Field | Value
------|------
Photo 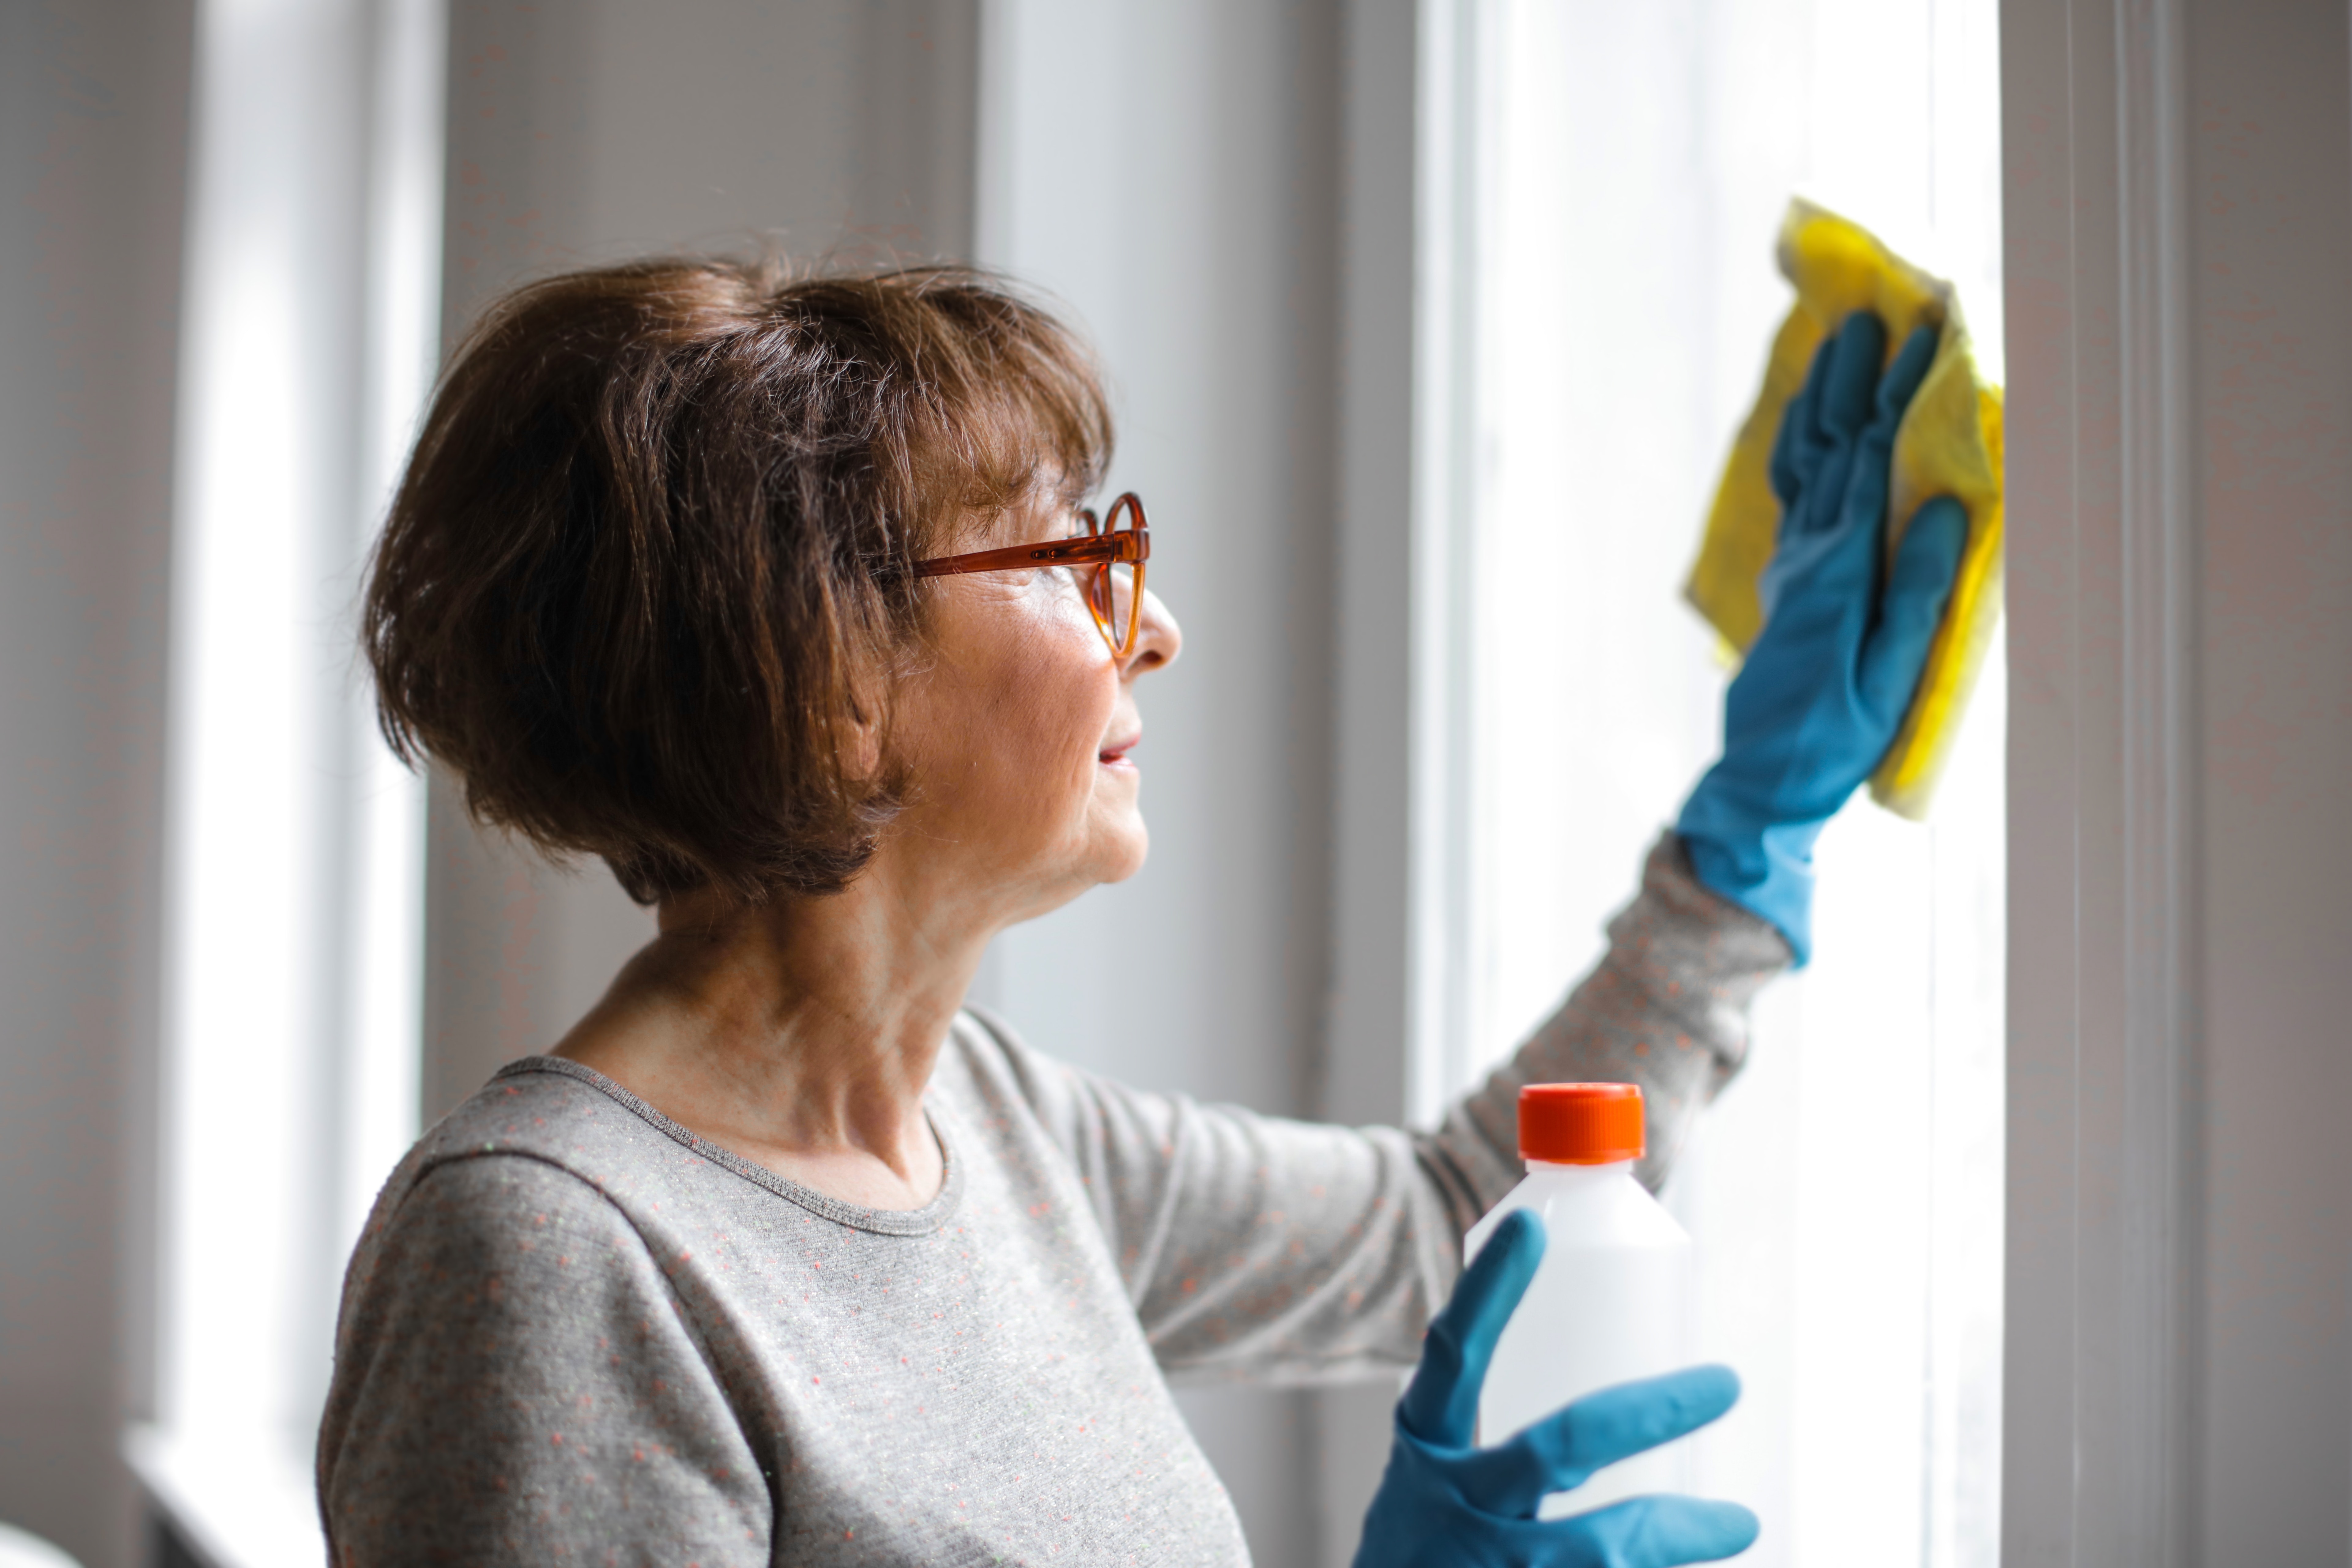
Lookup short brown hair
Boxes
[364,259,1112,904]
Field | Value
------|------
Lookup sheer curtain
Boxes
[1422,2,2004,1562]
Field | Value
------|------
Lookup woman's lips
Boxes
[1098,732,1140,766]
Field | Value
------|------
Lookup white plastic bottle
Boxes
[1463,1082,1695,1517]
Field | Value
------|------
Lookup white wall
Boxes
[0,5,190,1566]
[2001,0,2352,1559]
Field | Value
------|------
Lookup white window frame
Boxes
[1996,0,2201,1558]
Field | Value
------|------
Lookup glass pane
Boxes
[1447,1,2005,1563]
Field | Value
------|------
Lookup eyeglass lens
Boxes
[1084,502,1142,657]
[1087,562,1138,643]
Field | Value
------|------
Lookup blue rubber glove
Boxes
[1677,312,1970,964]
[1353,1211,1759,1568]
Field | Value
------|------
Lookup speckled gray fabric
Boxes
[1419,833,1793,1212]
[316,831,1786,1566]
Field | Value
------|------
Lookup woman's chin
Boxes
[1087,814,1150,886]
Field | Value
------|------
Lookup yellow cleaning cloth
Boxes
[1686,198,2004,820]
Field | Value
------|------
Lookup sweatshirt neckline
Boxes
[494,1054,966,1237]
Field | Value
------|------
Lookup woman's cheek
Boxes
[995,613,1115,809]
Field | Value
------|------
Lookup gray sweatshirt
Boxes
[317,835,1786,1565]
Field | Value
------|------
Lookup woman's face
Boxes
[884,491,1182,927]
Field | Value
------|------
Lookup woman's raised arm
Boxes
[946,842,1785,1386]
[1417,831,1791,1230]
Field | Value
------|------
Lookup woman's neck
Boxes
[550,851,993,1212]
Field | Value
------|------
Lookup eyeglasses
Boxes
[912,492,1152,659]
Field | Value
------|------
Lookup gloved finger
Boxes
[1398,1210,1545,1448]
[1871,322,1942,433]
[1454,1364,1743,1517]
[1818,311,1888,446]
[1769,327,1838,514]
[1825,325,1942,566]
[1780,312,1885,541]
[1551,1495,1762,1568]
[1807,320,1944,592]
[1858,496,1968,724]
[1778,316,1873,527]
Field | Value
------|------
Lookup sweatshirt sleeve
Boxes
[1415,831,1792,1229]
[955,832,1785,1386]
[317,1153,771,1566]
[961,1010,1458,1387]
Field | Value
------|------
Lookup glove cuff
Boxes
[1673,795,1822,966]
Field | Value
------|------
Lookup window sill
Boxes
[122,1424,322,1568]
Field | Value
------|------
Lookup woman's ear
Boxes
[838,696,884,782]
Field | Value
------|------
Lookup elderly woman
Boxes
[321,262,1960,1565]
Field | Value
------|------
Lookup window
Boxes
[1415,1,2005,1561]
[128,2,444,1562]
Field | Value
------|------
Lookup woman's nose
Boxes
[1121,587,1181,677]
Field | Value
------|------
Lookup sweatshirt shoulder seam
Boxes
[380,1144,780,1516]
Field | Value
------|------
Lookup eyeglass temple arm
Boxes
[912,530,1149,580]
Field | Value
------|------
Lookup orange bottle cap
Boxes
[1518,1083,1646,1164]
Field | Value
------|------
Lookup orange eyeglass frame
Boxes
[911,492,1152,658]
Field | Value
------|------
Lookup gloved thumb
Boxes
[1858,496,1968,726]
[1398,1210,1545,1448]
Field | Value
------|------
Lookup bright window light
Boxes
[135,1,443,1563]
[1422,1,2004,1562]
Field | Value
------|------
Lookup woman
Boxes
[321,260,1961,1565]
